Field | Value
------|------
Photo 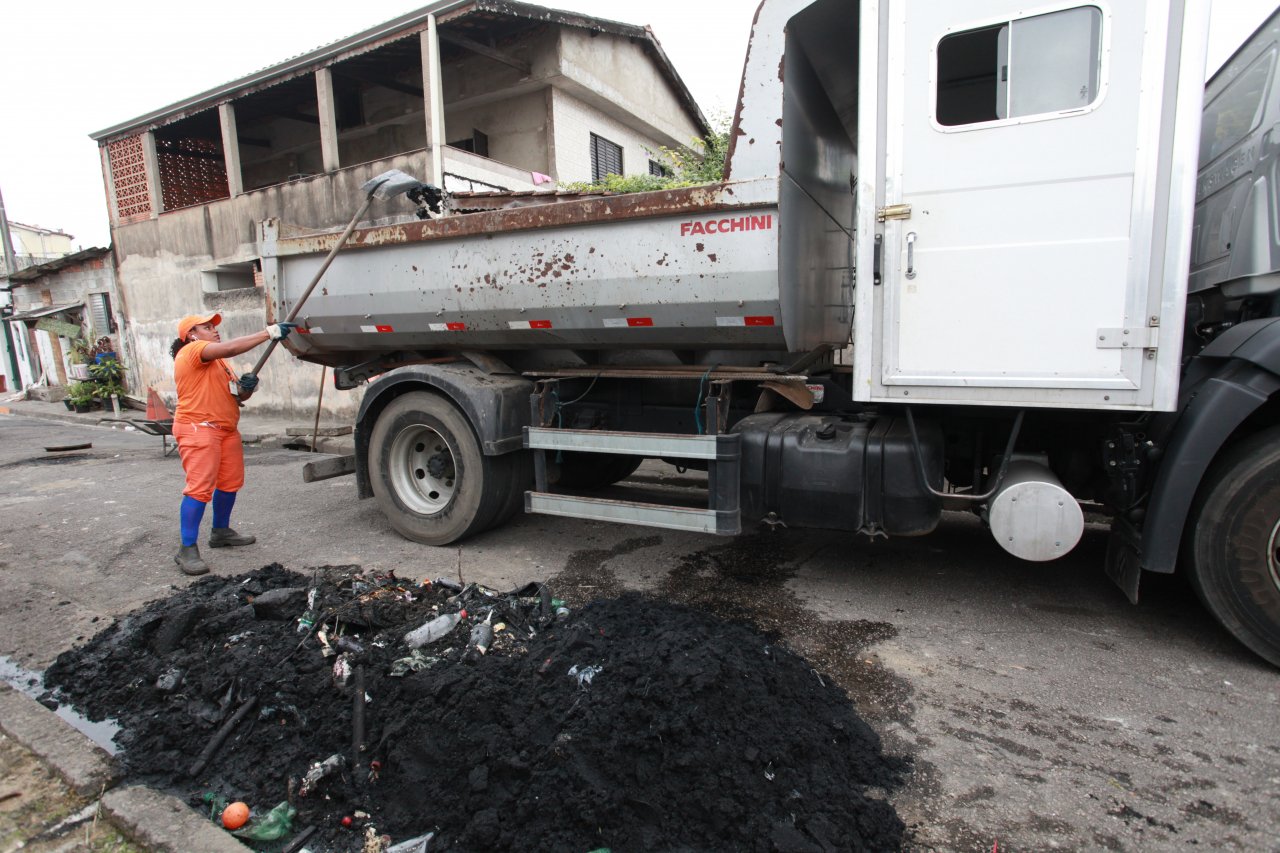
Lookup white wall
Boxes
[557,28,702,151]
[550,88,674,182]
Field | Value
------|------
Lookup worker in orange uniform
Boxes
[169,313,295,575]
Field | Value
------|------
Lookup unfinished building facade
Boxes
[92,0,707,416]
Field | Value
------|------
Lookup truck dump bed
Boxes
[263,180,792,367]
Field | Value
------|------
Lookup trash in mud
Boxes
[43,564,906,851]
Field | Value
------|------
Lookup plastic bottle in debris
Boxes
[463,611,495,664]
[404,609,468,649]
[232,801,296,841]
[296,588,321,633]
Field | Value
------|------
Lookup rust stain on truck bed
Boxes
[279,184,752,255]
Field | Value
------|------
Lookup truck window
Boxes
[936,6,1103,128]
[1199,48,1275,168]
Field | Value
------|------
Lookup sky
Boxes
[0,0,1275,250]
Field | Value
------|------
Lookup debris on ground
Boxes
[43,564,906,851]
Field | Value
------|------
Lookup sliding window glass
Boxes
[937,6,1103,128]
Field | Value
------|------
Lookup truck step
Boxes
[523,427,734,460]
[523,426,740,534]
[524,492,740,535]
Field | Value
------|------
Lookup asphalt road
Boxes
[0,413,1276,851]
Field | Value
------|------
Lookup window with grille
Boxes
[590,134,623,181]
[649,159,672,177]
[106,135,152,221]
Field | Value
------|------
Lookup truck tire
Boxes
[550,452,643,490]
[496,450,532,524]
[1186,426,1280,667]
[368,391,512,545]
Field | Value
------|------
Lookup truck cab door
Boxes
[860,0,1208,411]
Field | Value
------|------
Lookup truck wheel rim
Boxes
[1270,517,1280,593]
[389,425,456,515]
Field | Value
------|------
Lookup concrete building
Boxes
[0,222,75,276]
[4,248,121,395]
[1,218,79,394]
[91,0,707,419]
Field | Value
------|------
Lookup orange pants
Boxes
[173,421,244,502]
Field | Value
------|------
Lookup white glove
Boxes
[267,322,297,341]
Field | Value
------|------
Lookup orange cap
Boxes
[177,313,221,340]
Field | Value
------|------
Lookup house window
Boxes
[590,133,623,181]
[448,130,490,158]
[89,293,115,335]
[936,6,1103,128]
[649,159,672,178]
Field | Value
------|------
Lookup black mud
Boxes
[44,564,905,852]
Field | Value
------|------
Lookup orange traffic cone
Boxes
[146,387,172,421]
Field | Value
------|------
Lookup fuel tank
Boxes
[733,412,944,535]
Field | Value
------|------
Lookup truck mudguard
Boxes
[1140,318,1280,574]
[1198,317,1280,373]
[354,364,533,499]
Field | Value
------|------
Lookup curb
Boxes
[103,786,252,853]
[0,685,250,852]
[0,686,119,797]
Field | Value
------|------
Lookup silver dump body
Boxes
[261,0,860,372]
[261,178,824,366]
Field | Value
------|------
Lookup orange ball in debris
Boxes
[222,801,250,830]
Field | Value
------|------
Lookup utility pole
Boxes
[0,183,22,389]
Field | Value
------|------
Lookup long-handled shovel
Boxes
[243,169,441,380]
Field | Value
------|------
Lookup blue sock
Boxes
[180,496,207,547]
[212,489,237,529]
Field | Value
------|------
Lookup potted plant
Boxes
[66,382,97,413]
[89,336,116,364]
[68,337,93,380]
[89,357,127,414]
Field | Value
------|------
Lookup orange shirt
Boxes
[173,340,242,429]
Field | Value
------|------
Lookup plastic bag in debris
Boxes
[232,801,296,841]
[201,791,228,822]
[568,664,603,687]
[389,650,441,677]
[333,653,353,688]
[299,754,346,797]
[387,830,435,853]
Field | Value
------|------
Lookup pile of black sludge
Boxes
[43,564,906,852]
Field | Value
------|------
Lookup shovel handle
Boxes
[246,192,378,378]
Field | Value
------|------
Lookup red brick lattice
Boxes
[157,137,230,210]
[107,135,152,220]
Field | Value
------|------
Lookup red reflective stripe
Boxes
[296,327,310,334]
[627,317,653,327]
[375,324,394,333]
[529,320,553,329]
[744,316,775,326]
[446,322,466,331]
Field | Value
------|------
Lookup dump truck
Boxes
[262,0,1280,667]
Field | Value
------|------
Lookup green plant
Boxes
[88,356,124,383]
[68,337,92,365]
[88,357,127,401]
[67,381,98,406]
[560,114,731,194]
